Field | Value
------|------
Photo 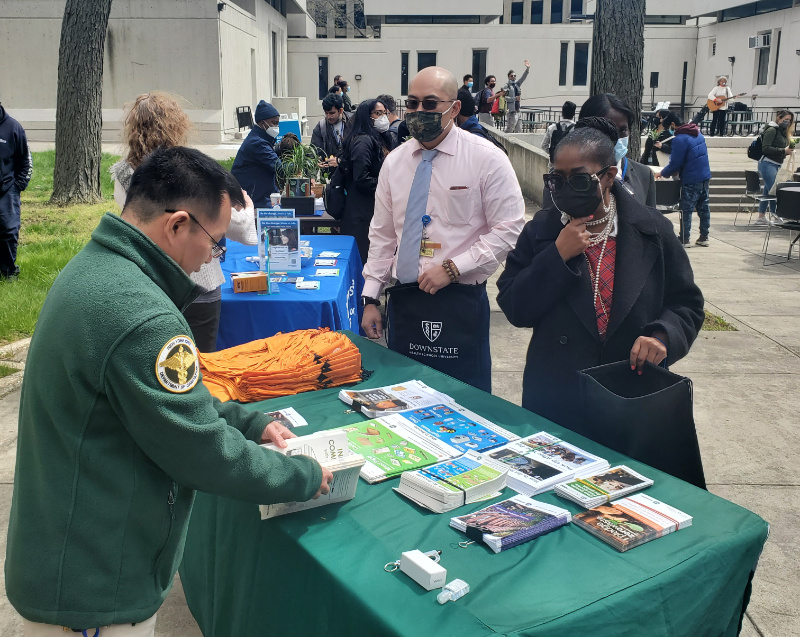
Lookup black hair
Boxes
[555,117,617,166]
[376,94,396,114]
[458,88,475,118]
[124,146,243,223]
[662,112,683,128]
[333,74,342,83]
[463,74,473,83]
[342,99,388,157]
[322,93,344,112]
[562,100,577,120]
[580,93,634,127]
[658,109,670,119]
[508,70,515,77]
[329,85,341,94]
[338,80,348,89]
[484,75,496,86]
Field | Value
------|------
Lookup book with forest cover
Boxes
[572,493,692,552]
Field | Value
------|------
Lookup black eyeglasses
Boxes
[542,166,613,193]
[404,99,455,111]
[165,209,226,259]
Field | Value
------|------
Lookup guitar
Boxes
[706,92,747,112]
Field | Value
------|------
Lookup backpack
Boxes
[549,122,574,162]
[491,92,507,116]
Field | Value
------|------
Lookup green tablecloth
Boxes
[180,333,767,637]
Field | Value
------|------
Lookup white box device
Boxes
[399,550,447,591]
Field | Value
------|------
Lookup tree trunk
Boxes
[51,0,113,205]
[590,0,646,159]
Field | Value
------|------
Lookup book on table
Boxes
[554,465,654,508]
[477,432,609,497]
[258,430,365,520]
[394,451,508,513]
[338,379,455,418]
[334,414,461,483]
[571,493,692,552]
[449,494,572,553]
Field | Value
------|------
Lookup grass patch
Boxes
[0,151,239,345]
[0,364,19,379]
[702,310,737,331]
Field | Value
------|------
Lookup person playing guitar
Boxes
[706,77,745,137]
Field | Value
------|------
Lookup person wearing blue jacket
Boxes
[231,100,282,208]
[0,102,33,280]
[655,122,712,247]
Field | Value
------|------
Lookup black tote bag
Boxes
[576,361,706,489]
[385,282,487,388]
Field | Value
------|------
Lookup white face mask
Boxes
[373,114,390,133]
[266,125,280,138]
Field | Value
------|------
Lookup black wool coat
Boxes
[341,134,385,263]
[496,182,704,431]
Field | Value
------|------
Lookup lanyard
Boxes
[618,158,628,182]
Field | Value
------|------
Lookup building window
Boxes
[472,50,487,90]
[551,0,563,23]
[570,0,583,17]
[418,51,436,72]
[531,1,543,23]
[511,2,524,23]
[573,42,589,86]
[318,57,328,100]
[772,29,781,84]
[401,52,409,95]
[354,4,365,29]
[721,0,791,21]
[644,15,683,24]
[385,15,480,24]
[559,42,568,86]
[271,31,278,95]
[756,46,770,85]
[709,39,716,57]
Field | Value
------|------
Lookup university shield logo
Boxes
[421,321,442,343]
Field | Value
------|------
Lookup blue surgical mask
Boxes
[614,136,629,162]
[467,82,473,89]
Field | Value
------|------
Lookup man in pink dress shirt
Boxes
[360,66,525,391]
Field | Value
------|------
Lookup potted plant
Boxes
[276,142,322,197]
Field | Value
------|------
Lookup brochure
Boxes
[339,380,455,418]
[315,268,339,277]
[554,465,653,508]
[264,407,308,429]
[258,208,301,272]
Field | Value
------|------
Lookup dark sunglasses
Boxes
[404,98,455,111]
[165,209,226,259]
[542,166,613,193]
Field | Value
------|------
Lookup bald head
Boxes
[409,67,459,101]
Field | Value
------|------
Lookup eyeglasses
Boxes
[165,209,226,259]
[404,99,455,111]
[542,167,613,193]
[371,109,387,117]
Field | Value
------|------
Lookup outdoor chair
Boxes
[762,184,800,266]
[735,170,775,227]
[654,178,683,235]
[236,106,254,130]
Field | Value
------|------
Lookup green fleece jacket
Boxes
[5,213,322,628]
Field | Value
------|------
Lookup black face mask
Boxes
[552,181,604,218]
[489,83,496,88]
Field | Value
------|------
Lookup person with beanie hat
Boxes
[231,99,283,208]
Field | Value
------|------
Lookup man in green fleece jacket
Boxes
[6,147,333,635]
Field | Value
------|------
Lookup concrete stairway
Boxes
[709,169,751,213]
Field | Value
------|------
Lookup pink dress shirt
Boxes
[362,125,525,298]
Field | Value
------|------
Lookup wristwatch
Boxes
[361,296,381,308]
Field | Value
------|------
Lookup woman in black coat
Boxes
[497,121,704,433]
[339,98,389,263]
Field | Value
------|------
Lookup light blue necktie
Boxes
[396,149,438,284]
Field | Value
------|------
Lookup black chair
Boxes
[654,178,683,238]
[762,184,800,265]
[236,106,254,130]
[735,169,775,227]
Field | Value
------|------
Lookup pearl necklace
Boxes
[583,193,617,323]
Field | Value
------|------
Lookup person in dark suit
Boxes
[311,93,349,167]
[497,121,704,432]
[578,93,656,207]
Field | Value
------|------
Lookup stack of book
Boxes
[572,493,692,552]
[394,452,507,513]
[449,495,572,553]
[478,432,608,496]
[554,465,654,508]
[258,430,365,519]
[339,380,454,418]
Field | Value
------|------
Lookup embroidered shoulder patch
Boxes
[156,335,199,393]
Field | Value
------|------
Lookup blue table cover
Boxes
[217,235,363,349]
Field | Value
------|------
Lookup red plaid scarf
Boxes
[584,238,617,339]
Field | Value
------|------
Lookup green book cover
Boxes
[418,457,502,493]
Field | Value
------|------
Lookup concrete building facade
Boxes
[0,0,798,142]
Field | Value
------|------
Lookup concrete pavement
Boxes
[1,204,798,635]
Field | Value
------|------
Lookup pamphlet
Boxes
[315,268,339,277]
[315,258,338,266]
[264,407,308,429]
[554,465,653,508]
[318,251,340,258]
[296,280,320,290]
[450,494,572,553]
[572,493,692,552]
[339,380,455,418]
[258,208,301,272]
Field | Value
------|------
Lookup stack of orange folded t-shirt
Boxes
[199,328,363,403]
